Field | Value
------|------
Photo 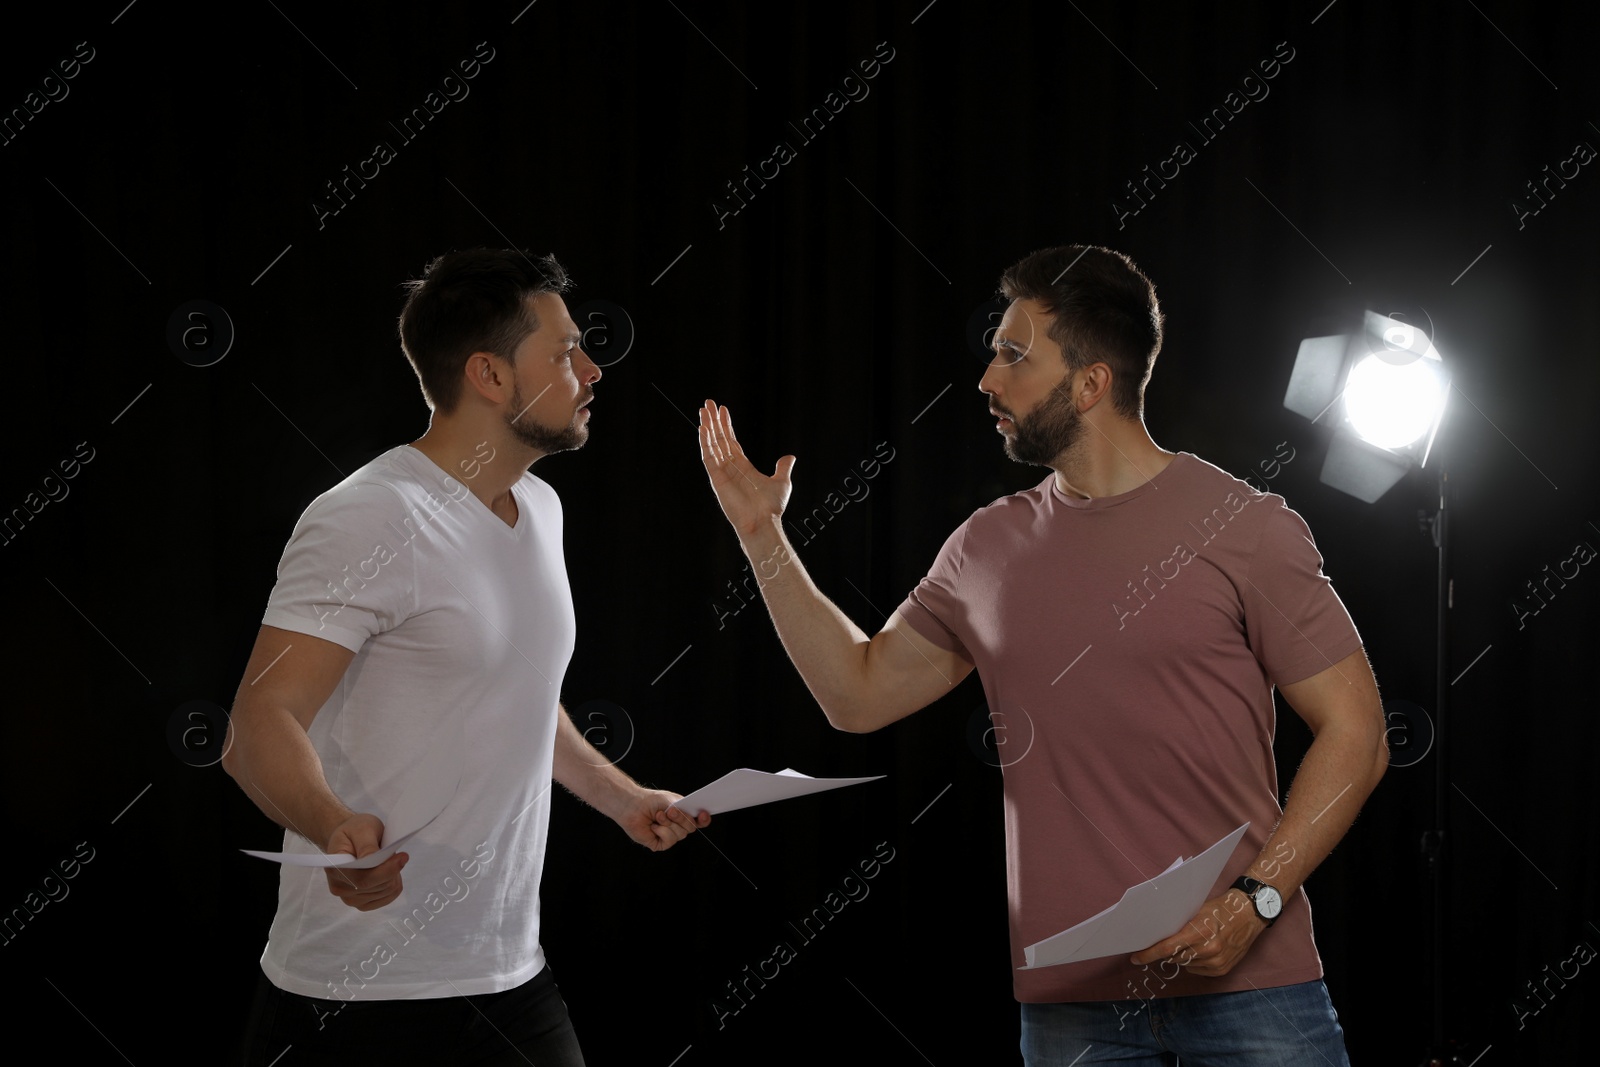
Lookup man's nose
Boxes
[578,347,602,384]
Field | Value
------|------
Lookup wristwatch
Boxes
[1230,876,1283,927]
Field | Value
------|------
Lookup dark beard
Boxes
[1003,380,1084,467]
[507,382,588,454]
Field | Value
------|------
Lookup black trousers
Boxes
[237,964,587,1066]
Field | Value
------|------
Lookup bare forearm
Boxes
[223,708,353,848]
[736,518,877,728]
[551,706,640,822]
[697,403,960,730]
[1245,718,1388,899]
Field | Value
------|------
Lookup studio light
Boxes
[1284,308,1460,1065]
[1284,310,1451,502]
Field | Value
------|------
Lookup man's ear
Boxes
[463,351,512,405]
[1076,362,1115,412]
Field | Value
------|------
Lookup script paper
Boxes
[669,768,883,817]
[1020,822,1251,969]
[240,726,463,869]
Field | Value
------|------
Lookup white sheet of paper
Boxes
[1020,822,1251,969]
[241,726,464,869]
[669,767,883,817]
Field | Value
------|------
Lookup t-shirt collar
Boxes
[1047,453,1191,510]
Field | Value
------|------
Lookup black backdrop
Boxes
[2,1,1596,1064]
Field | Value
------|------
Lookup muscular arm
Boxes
[222,625,406,910]
[221,625,358,848]
[1242,645,1389,901]
[551,705,708,850]
[1131,645,1388,973]
[699,401,973,732]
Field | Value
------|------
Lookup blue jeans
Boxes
[1020,979,1351,1066]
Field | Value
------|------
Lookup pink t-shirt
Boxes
[897,452,1363,1003]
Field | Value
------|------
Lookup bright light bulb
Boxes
[1344,352,1448,450]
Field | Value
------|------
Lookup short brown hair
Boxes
[998,246,1164,417]
[398,248,572,413]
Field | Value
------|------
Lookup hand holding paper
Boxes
[622,787,710,852]
[1128,842,1273,977]
[240,726,462,870]
[1020,823,1251,969]
[321,813,409,910]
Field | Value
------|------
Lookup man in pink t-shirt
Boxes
[697,245,1387,1066]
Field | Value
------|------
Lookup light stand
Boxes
[1419,462,1461,1067]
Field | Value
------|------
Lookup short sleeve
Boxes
[261,481,418,654]
[1241,504,1364,686]
[894,519,973,659]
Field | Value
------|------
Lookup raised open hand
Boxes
[698,400,795,540]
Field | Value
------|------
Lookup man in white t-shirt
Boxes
[224,248,706,1066]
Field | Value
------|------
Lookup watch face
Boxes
[1257,887,1283,919]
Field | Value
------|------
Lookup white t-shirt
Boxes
[257,444,573,1000]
